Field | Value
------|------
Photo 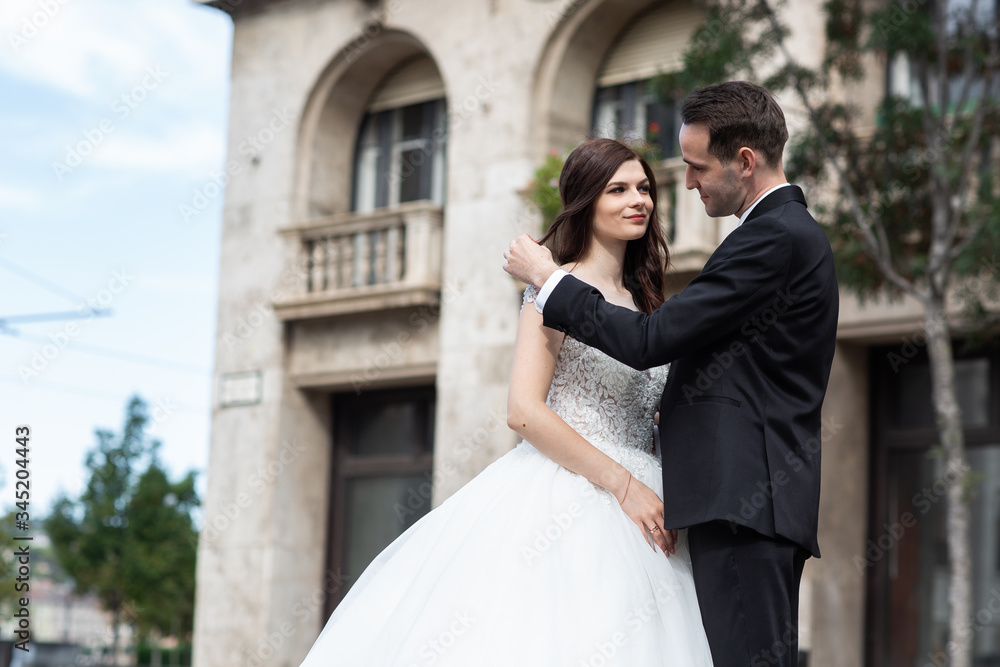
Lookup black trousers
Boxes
[687,521,809,667]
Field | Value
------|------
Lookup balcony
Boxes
[273,201,443,320]
[652,157,739,274]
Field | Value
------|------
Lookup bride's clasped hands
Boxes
[616,469,677,555]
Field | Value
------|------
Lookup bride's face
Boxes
[591,159,651,245]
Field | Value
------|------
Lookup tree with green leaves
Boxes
[45,395,199,665]
[0,511,22,610]
[655,1,998,664]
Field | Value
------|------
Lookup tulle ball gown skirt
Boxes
[298,441,714,666]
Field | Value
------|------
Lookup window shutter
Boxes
[368,57,446,112]
[596,4,705,87]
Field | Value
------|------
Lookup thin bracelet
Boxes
[618,474,632,505]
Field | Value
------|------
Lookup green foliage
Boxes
[124,463,199,636]
[0,512,21,608]
[45,395,200,643]
[135,640,192,666]
[653,1,780,99]
[630,130,665,166]
[0,521,72,616]
[823,0,866,80]
[526,151,565,232]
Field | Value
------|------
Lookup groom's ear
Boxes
[733,146,767,178]
[736,146,758,177]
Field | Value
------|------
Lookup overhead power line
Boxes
[0,257,91,305]
[1,330,212,376]
[0,374,210,414]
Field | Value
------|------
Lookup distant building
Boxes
[2,535,134,666]
[191,1,1000,665]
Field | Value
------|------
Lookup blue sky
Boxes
[0,0,233,518]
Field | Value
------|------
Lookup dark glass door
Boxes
[324,386,435,618]
[867,346,1000,666]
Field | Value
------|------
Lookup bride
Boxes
[298,138,713,666]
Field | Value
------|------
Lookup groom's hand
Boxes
[503,234,559,288]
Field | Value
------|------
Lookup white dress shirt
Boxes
[534,183,793,313]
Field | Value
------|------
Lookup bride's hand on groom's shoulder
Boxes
[620,476,677,556]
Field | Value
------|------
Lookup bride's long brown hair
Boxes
[537,138,669,314]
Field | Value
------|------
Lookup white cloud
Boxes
[90,123,225,172]
[0,0,148,99]
[145,1,232,83]
[137,272,217,296]
[0,0,230,102]
[0,184,43,212]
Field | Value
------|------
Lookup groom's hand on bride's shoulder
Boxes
[503,234,559,288]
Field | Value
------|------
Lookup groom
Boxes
[504,81,838,666]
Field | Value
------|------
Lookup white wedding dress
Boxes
[299,287,713,666]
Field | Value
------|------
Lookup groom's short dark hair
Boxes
[680,81,788,169]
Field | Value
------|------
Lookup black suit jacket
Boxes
[543,186,838,557]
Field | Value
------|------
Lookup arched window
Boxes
[592,3,704,159]
[280,45,447,320]
[353,56,447,213]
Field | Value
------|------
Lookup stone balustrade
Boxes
[274,200,443,320]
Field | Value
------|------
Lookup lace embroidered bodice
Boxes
[520,285,669,480]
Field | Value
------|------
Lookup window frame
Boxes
[351,99,447,214]
[591,79,679,160]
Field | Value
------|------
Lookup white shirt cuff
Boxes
[534,269,568,313]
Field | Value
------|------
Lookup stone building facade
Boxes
[191,1,1000,665]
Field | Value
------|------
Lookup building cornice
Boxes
[193,0,378,19]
